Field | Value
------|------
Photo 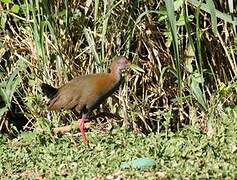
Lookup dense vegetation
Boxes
[0,0,237,178]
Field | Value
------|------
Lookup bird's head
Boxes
[111,56,131,75]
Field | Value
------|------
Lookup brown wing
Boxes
[47,77,84,111]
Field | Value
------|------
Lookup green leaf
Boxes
[1,0,11,4]
[20,132,37,142]
[165,0,182,98]
[206,0,217,36]
[11,4,20,14]
[0,68,21,111]
[190,73,207,111]
[185,64,193,73]
[0,14,7,29]
[84,28,101,66]
[0,107,8,117]
[228,0,233,14]
[188,0,237,25]
[129,64,145,73]
[174,0,184,11]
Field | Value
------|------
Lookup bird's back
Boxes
[46,73,121,113]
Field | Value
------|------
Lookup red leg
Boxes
[79,115,88,145]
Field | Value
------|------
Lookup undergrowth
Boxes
[1,106,237,179]
[0,0,236,133]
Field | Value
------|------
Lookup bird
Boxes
[41,56,131,144]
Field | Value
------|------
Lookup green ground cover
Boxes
[1,106,237,179]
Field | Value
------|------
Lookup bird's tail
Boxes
[41,83,58,99]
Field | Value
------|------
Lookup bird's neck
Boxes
[110,68,122,83]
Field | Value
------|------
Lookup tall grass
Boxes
[0,0,236,136]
